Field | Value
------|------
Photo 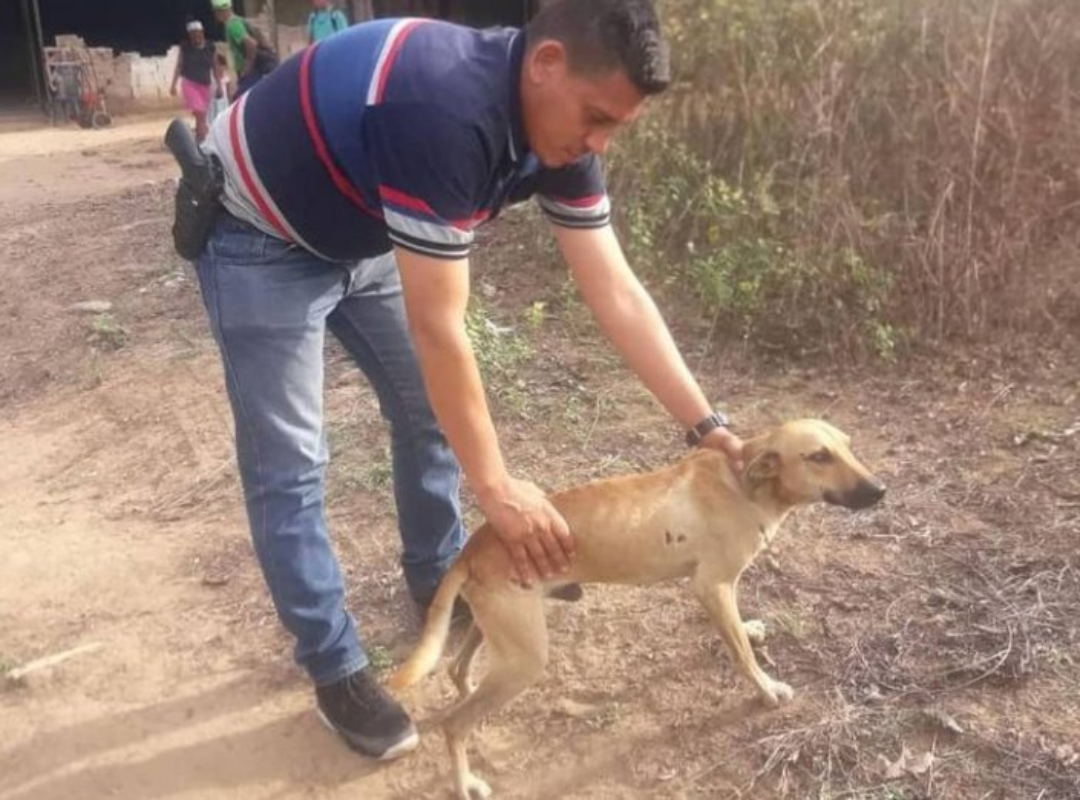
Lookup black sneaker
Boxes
[315,667,419,760]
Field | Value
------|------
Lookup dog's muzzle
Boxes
[825,479,886,510]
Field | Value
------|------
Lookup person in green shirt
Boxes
[211,0,275,96]
[308,0,349,44]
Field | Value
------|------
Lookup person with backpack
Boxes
[308,0,349,44]
[210,0,277,96]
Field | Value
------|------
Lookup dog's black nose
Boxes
[853,479,886,508]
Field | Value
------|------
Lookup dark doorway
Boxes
[371,1,532,27]
[37,0,221,55]
[0,0,36,106]
[455,0,529,27]
[3,0,229,109]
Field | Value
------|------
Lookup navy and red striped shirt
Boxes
[204,18,611,262]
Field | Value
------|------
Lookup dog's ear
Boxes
[745,450,781,486]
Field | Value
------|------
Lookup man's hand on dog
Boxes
[699,427,745,472]
[478,477,574,586]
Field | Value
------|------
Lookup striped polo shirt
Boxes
[202,18,611,263]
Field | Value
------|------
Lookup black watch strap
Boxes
[685,411,731,448]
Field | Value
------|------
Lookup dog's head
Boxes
[743,419,885,510]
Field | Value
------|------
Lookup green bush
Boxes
[608,0,1080,358]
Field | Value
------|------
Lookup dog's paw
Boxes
[458,774,492,800]
[760,679,795,707]
[772,680,795,702]
[743,619,767,645]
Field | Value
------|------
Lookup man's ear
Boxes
[525,39,567,84]
[745,450,780,487]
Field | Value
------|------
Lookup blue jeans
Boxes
[195,214,464,685]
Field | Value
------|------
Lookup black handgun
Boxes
[165,118,222,261]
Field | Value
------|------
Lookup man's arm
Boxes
[242,36,258,75]
[554,224,743,465]
[394,247,574,583]
[228,19,258,75]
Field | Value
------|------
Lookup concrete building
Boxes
[0,0,542,114]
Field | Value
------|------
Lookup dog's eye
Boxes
[807,449,834,464]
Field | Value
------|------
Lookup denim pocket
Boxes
[208,214,297,266]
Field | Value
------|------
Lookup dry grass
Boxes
[610,0,1080,355]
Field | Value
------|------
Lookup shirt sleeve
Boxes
[363,105,490,260]
[226,17,248,47]
[535,155,612,229]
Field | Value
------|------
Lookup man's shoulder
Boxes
[387,23,518,116]
[225,16,247,36]
[401,20,516,60]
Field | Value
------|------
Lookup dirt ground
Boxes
[1,116,1078,800]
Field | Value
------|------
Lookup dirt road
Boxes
[1,115,1077,800]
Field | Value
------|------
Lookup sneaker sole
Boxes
[316,709,420,761]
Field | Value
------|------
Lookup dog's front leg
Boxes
[692,576,794,707]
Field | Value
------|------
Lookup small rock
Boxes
[68,300,113,314]
[1055,743,1078,767]
[555,698,601,719]
[907,750,934,775]
[922,708,964,735]
[864,684,884,704]
[880,745,934,779]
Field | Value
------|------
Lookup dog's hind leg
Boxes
[692,575,793,707]
[442,589,548,800]
[449,623,484,699]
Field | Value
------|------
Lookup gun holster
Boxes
[165,119,223,261]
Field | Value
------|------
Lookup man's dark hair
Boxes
[526,0,670,96]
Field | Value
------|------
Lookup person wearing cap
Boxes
[210,0,267,95]
[170,19,220,142]
[192,0,743,761]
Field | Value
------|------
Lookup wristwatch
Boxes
[685,411,732,448]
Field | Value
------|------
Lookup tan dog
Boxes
[389,419,885,800]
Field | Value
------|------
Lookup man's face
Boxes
[312,0,331,9]
[189,29,206,46]
[521,41,646,169]
[213,8,229,23]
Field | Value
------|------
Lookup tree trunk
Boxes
[350,0,375,22]
[265,0,279,55]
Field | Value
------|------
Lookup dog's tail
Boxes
[386,561,469,692]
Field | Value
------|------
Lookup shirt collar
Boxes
[506,29,528,165]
